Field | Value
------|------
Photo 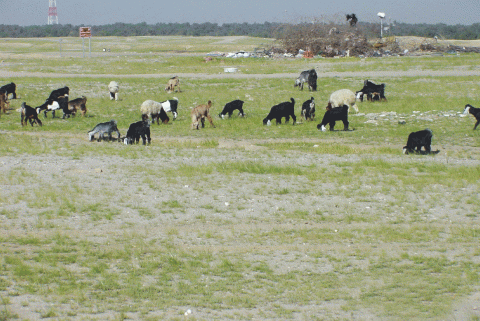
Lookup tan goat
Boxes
[191,100,215,130]
[165,76,181,93]
[0,92,9,115]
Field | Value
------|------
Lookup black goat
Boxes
[317,105,349,131]
[263,98,296,125]
[124,120,151,145]
[88,120,121,142]
[294,69,317,91]
[0,82,17,99]
[463,104,480,130]
[20,102,42,127]
[48,86,69,100]
[403,128,440,154]
[356,80,386,102]
[301,97,315,121]
[219,100,245,119]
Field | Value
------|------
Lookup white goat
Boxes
[328,89,359,113]
[108,81,119,101]
[140,100,170,124]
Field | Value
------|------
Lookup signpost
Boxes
[79,27,92,58]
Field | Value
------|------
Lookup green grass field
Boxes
[1,36,480,320]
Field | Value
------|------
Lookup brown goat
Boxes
[165,76,181,93]
[191,100,215,130]
[67,96,87,117]
[0,92,9,115]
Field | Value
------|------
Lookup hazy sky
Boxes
[1,0,479,26]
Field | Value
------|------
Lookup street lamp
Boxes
[377,12,385,38]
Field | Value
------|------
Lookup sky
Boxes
[1,0,479,26]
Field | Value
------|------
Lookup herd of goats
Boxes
[1,70,480,154]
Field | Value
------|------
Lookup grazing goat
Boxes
[328,89,359,113]
[0,92,9,115]
[317,104,350,131]
[263,98,296,125]
[301,97,315,121]
[0,82,17,99]
[124,120,151,145]
[88,120,121,142]
[346,14,358,27]
[48,86,69,100]
[36,97,68,118]
[403,128,440,154]
[65,96,87,118]
[356,80,386,102]
[20,102,42,127]
[159,97,179,120]
[218,100,245,119]
[294,69,317,91]
[463,104,480,130]
[165,76,181,93]
[140,100,170,124]
[191,100,215,129]
[108,81,119,101]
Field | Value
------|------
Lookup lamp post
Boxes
[377,12,385,38]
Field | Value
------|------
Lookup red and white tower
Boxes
[48,0,58,25]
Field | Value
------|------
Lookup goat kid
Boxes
[403,128,440,154]
[20,102,42,126]
[301,97,315,121]
[263,98,296,125]
[356,80,386,102]
[108,81,119,101]
[463,104,480,130]
[88,120,121,142]
[294,69,317,91]
[191,100,215,129]
[124,120,151,145]
[36,97,68,118]
[165,76,181,93]
[317,104,350,131]
[219,100,245,119]
[0,82,17,99]
[48,86,69,100]
[64,96,87,118]
[0,92,9,115]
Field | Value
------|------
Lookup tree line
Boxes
[0,21,479,40]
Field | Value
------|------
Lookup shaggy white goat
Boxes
[108,81,119,101]
[328,89,359,113]
[140,99,170,124]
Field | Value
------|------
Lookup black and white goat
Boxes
[317,104,349,131]
[463,104,480,130]
[301,97,315,121]
[124,120,151,145]
[88,120,121,142]
[356,80,386,102]
[294,69,317,91]
[0,82,17,99]
[218,99,245,119]
[403,128,440,154]
[20,102,42,127]
[160,97,179,120]
[36,97,68,118]
[263,98,296,125]
[48,86,69,100]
